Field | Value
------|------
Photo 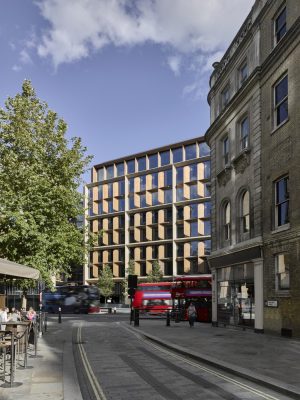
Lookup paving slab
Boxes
[0,318,82,400]
[126,319,300,399]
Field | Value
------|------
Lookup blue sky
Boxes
[0,0,254,184]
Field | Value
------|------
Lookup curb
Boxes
[63,336,84,400]
[127,324,300,400]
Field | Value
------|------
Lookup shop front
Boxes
[217,263,254,327]
[208,245,264,333]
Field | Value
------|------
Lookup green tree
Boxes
[147,260,163,283]
[122,258,135,300]
[98,265,114,304]
[0,81,92,286]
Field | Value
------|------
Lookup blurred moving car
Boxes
[88,301,100,314]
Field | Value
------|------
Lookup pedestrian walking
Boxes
[187,302,196,327]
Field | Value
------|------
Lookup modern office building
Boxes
[205,0,300,336]
[84,138,211,302]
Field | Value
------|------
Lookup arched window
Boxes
[223,201,231,241]
[241,191,250,233]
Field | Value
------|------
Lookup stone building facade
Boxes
[260,0,300,336]
[205,0,300,336]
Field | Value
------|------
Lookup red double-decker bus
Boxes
[132,282,173,315]
[171,275,212,322]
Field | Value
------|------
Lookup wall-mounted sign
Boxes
[265,300,278,308]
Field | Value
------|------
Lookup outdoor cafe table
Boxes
[3,321,31,333]
[2,321,32,369]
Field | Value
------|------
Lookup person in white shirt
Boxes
[187,302,197,327]
[0,307,8,331]
[9,307,21,322]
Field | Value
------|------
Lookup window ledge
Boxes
[217,165,232,187]
[232,149,251,174]
[273,32,287,50]
[271,118,289,135]
[232,148,250,162]
[239,233,251,242]
[275,290,290,297]
[271,223,290,234]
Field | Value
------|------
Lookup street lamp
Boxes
[38,279,44,337]
[12,278,16,308]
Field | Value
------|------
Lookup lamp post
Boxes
[38,279,43,337]
[12,278,16,308]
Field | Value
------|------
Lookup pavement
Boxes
[0,316,82,400]
[127,318,300,399]
[0,315,300,399]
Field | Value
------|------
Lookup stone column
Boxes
[172,164,177,277]
[83,184,89,285]
[254,259,264,333]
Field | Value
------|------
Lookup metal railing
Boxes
[0,313,48,388]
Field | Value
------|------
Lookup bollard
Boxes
[44,313,48,332]
[113,307,117,314]
[134,308,139,327]
[24,326,28,367]
[10,331,15,387]
[108,307,112,314]
[39,310,42,338]
[34,322,38,357]
[166,311,170,327]
[58,307,62,323]
[130,309,134,325]
[175,309,180,323]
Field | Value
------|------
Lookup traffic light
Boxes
[128,274,137,289]
[128,274,138,298]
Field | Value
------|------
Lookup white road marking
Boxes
[123,326,281,400]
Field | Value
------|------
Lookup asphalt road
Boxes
[67,314,293,400]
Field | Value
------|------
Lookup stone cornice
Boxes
[260,16,300,78]
[205,17,300,146]
[263,227,300,246]
[208,0,272,95]
[208,237,263,261]
[205,67,261,144]
[207,240,263,269]
[209,16,253,87]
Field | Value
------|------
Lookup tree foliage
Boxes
[98,265,114,302]
[147,260,163,283]
[0,81,92,286]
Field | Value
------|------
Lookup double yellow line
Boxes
[76,325,107,400]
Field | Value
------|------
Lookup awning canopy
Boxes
[0,258,40,280]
